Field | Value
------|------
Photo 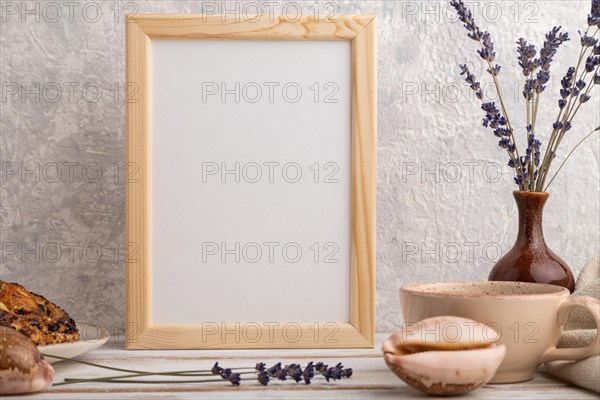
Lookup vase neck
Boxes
[514,191,548,243]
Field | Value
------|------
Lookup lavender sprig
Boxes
[534,27,569,95]
[451,0,599,191]
[536,1,600,190]
[49,355,352,388]
[451,0,482,40]
[524,27,569,189]
[451,0,501,76]
[517,38,537,77]
[459,64,523,184]
[520,28,569,113]
[451,0,526,189]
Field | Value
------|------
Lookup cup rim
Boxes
[401,281,570,299]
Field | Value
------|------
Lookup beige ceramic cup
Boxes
[400,281,600,383]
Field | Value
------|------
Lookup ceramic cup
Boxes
[400,281,600,383]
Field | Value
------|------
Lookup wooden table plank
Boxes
[11,334,597,399]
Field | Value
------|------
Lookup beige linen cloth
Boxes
[542,254,600,393]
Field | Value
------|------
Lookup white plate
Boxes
[38,324,109,364]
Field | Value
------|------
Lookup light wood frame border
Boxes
[126,14,376,349]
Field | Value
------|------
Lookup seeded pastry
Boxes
[0,281,79,346]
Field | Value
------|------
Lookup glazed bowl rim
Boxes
[401,281,569,299]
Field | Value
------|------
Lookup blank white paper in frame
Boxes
[151,39,352,325]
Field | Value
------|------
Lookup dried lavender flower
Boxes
[517,38,537,76]
[589,0,600,26]
[323,363,345,382]
[211,362,222,375]
[450,0,501,76]
[219,368,232,380]
[564,121,573,131]
[460,64,483,99]
[488,64,502,76]
[529,27,569,95]
[267,362,282,377]
[580,32,598,47]
[526,135,542,168]
[585,54,600,72]
[265,362,288,381]
[255,362,266,372]
[481,102,510,139]
[535,70,550,94]
[524,79,536,100]
[228,373,241,386]
[514,156,529,185]
[450,0,480,39]
[303,362,315,385]
[314,362,328,375]
[275,368,287,381]
[478,32,496,62]
[285,364,303,383]
[257,371,270,386]
[539,27,569,71]
[561,67,575,94]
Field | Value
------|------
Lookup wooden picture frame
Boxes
[126,14,376,349]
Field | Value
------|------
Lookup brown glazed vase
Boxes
[488,191,575,292]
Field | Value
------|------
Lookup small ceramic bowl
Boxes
[383,316,506,396]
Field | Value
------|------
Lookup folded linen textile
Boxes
[543,254,600,393]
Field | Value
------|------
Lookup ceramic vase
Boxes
[488,191,575,292]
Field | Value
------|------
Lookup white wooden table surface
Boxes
[16,334,597,400]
